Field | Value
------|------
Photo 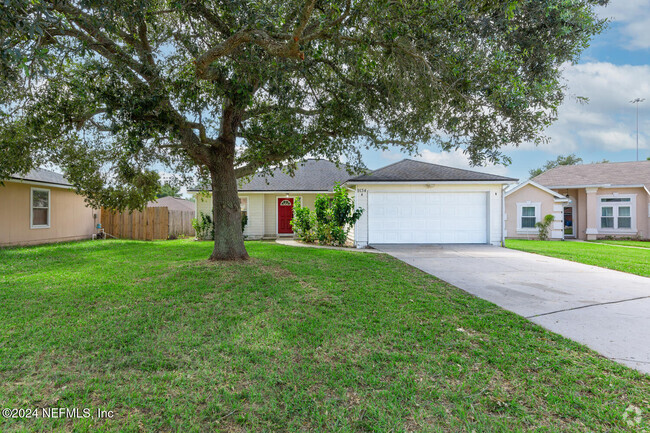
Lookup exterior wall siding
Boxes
[0,181,97,247]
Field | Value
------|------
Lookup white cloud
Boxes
[598,0,650,50]
[521,62,650,154]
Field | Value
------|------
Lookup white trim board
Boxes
[346,180,516,186]
[8,178,73,190]
[506,180,569,201]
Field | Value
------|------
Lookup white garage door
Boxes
[368,192,488,244]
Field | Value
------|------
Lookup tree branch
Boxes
[303,0,352,41]
[195,29,304,79]
[186,3,231,37]
[290,0,317,49]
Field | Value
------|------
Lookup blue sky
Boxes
[358,0,650,181]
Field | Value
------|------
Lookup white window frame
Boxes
[30,187,51,229]
[597,194,636,232]
[239,196,249,215]
[516,202,540,233]
[239,196,249,234]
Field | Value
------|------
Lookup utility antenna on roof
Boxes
[630,98,645,161]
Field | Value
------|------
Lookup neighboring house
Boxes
[504,180,569,239]
[147,196,195,212]
[0,169,98,247]
[505,161,650,240]
[190,159,516,246]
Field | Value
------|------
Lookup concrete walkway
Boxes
[375,244,650,374]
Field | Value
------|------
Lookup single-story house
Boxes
[191,159,355,239]
[0,169,98,247]
[505,160,650,240]
[190,159,516,246]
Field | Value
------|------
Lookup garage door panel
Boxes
[368,192,487,244]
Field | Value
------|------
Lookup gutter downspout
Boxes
[501,185,506,247]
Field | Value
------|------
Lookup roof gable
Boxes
[505,180,569,201]
[347,159,516,183]
[533,161,650,188]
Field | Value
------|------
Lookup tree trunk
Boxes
[208,152,249,261]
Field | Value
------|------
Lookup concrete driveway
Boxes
[375,244,650,374]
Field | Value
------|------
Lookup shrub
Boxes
[291,198,317,242]
[291,183,363,246]
[535,214,555,241]
[192,212,214,240]
[241,214,248,233]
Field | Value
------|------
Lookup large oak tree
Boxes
[0,0,606,259]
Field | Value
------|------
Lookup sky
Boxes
[357,0,650,181]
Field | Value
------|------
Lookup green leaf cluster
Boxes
[292,183,363,246]
[535,214,555,241]
[529,154,583,178]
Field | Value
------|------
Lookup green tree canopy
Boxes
[529,154,584,178]
[156,182,181,199]
[0,0,607,259]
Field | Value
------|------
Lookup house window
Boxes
[601,207,614,228]
[516,202,540,232]
[31,188,50,229]
[521,207,537,228]
[239,197,248,218]
[598,195,635,231]
[618,207,631,228]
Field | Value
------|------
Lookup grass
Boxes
[1,239,649,432]
[505,239,650,277]
[591,240,650,249]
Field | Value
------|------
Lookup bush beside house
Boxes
[291,184,363,246]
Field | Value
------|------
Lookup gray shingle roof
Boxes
[237,159,359,191]
[10,168,71,186]
[532,161,650,188]
[147,196,195,212]
[348,159,516,183]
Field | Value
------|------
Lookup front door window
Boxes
[563,206,574,237]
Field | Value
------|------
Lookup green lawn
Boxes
[506,239,650,277]
[1,240,648,432]
[592,240,650,249]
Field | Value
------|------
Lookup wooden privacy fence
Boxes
[168,210,195,238]
[101,207,195,240]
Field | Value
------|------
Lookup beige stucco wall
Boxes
[0,181,98,247]
[505,184,564,240]
[553,187,649,240]
[194,192,330,239]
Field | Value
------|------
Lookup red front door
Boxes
[278,197,294,234]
